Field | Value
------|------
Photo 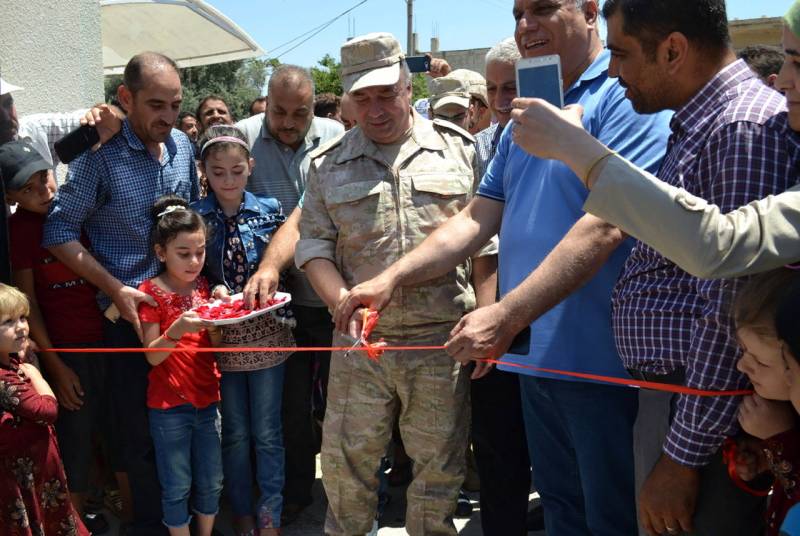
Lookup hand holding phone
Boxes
[54,124,100,164]
[516,54,564,108]
[406,55,432,73]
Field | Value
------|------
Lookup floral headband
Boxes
[200,135,250,159]
[157,205,188,218]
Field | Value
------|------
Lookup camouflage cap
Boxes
[428,75,471,113]
[449,69,488,108]
[341,32,405,93]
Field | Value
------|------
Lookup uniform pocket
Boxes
[408,172,473,236]
[326,180,391,249]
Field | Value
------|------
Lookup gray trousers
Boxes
[634,388,766,536]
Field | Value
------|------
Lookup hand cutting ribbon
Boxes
[356,308,386,361]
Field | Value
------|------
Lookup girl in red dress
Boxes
[0,282,89,536]
[137,197,223,536]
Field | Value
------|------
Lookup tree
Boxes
[411,73,430,101]
[310,54,343,95]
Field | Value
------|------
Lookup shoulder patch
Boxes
[309,130,347,160]
[432,118,476,143]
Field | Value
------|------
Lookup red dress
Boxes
[137,276,221,410]
[0,356,89,536]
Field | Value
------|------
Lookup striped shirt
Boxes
[475,122,502,178]
[43,120,199,309]
[613,60,800,467]
[237,114,343,212]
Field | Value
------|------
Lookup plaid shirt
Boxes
[43,120,199,309]
[613,60,800,467]
[475,122,502,177]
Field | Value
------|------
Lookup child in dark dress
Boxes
[0,282,89,535]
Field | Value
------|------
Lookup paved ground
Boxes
[104,457,545,535]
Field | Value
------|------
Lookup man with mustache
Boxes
[235,64,343,525]
[196,94,233,132]
[44,52,199,536]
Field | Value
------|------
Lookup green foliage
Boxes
[104,58,274,122]
[310,54,343,96]
[411,73,430,100]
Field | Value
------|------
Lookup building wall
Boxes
[430,48,491,77]
[730,17,782,50]
[0,0,103,115]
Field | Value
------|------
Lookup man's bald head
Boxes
[265,65,316,150]
[123,52,180,94]
[268,65,315,97]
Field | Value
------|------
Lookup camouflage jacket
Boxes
[296,113,496,337]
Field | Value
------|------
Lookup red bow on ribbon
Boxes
[359,308,386,361]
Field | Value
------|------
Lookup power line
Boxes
[266,0,370,59]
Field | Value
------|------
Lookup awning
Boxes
[100,0,264,75]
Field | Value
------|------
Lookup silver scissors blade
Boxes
[342,334,361,358]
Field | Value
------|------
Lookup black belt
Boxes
[626,368,685,386]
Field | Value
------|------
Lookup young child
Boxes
[774,275,800,536]
[137,196,223,536]
[3,138,114,531]
[0,283,89,535]
[191,125,293,536]
[732,269,800,535]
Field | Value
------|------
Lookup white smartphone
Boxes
[516,54,564,108]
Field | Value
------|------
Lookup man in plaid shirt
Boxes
[604,1,800,535]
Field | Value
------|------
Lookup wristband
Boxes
[583,150,616,189]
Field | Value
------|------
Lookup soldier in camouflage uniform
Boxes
[295,32,497,536]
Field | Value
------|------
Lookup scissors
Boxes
[342,334,363,358]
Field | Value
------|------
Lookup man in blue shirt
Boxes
[44,52,198,536]
[334,1,671,533]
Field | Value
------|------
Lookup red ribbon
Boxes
[358,308,386,361]
[45,344,753,398]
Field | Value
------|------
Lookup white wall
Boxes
[0,0,103,115]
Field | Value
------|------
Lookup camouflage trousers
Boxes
[322,331,470,536]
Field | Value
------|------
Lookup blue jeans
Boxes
[148,404,223,528]
[220,363,286,528]
[519,375,639,536]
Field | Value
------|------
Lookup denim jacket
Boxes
[191,191,285,290]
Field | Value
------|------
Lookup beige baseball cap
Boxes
[0,77,23,96]
[449,69,488,108]
[341,32,405,93]
[429,75,471,113]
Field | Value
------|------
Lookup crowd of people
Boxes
[2,0,800,535]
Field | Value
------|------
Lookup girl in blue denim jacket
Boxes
[191,125,294,536]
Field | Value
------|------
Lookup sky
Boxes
[209,0,792,69]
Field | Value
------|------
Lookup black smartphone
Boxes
[54,124,100,164]
[406,55,431,73]
[507,325,531,355]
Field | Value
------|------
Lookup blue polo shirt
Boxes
[477,50,672,380]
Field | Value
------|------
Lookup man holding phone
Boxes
[44,52,198,536]
[335,1,671,534]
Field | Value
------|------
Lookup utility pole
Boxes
[406,0,414,54]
